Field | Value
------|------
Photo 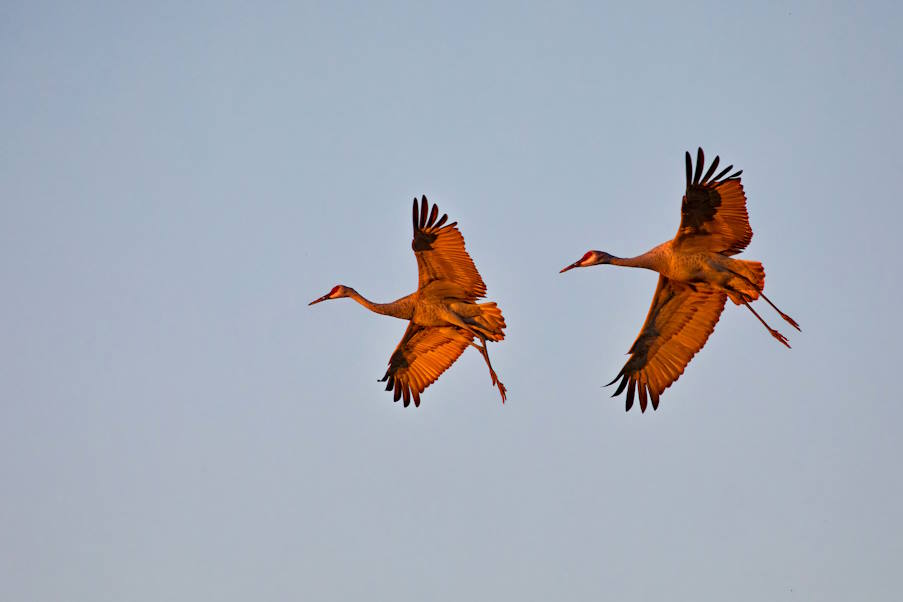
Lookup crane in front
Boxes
[561,148,799,412]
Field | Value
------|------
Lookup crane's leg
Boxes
[756,292,800,331]
[741,299,791,348]
[470,334,507,403]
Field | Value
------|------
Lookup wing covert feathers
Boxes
[676,148,751,256]
[412,196,487,301]
[608,277,727,412]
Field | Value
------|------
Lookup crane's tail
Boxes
[473,302,506,342]
[726,260,765,305]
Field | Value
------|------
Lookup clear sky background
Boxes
[2,2,901,600]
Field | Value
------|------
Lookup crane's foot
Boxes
[771,328,791,348]
[757,291,801,332]
[489,368,508,403]
[485,367,506,403]
[780,311,801,332]
[495,379,507,403]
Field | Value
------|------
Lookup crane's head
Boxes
[560,250,613,273]
[309,285,352,305]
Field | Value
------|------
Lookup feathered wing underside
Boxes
[674,147,751,256]
[608,277,727,412]
[379,323,473,407]
[412,196,487,301]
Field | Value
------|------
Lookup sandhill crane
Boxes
[561,148,800,412]
[310,196,507,407]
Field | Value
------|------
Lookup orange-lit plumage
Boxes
[561,148,800,412]
[310,196,506,407]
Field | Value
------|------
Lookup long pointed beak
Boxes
[560,262,579,273]
[309,294,331,306]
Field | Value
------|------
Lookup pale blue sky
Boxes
[2,1,902,600]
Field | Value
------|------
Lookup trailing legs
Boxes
[741,299,791,348]
[469,333,507,402]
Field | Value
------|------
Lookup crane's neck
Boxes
[608,246,666,271]
[346,289,415,320]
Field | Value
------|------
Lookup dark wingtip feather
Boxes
[693,148,705,184]
[685,151,692,187]
[651,390,660,410]
[701,155,720,184]
[419,196,428,228]
[412,198,419,232]
[712,164,734,182]
[605,370,624,387]
[638,383,648,412]
[612,374,629,396]
[428,204,439,227]
[626,379,636,410]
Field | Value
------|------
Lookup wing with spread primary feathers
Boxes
[608,277,727,412]
[379,323,473,407]
[411,196,487,301]
[674,147,751,256]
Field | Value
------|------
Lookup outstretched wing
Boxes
[379,323,473,407]
[674,147,751,256]
[608,277,727,412]
[412,196,487,301]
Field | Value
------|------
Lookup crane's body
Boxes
[332,286,503,334]
[310,197,506,407]
[603,242,765,301]
[561,148,799,412]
